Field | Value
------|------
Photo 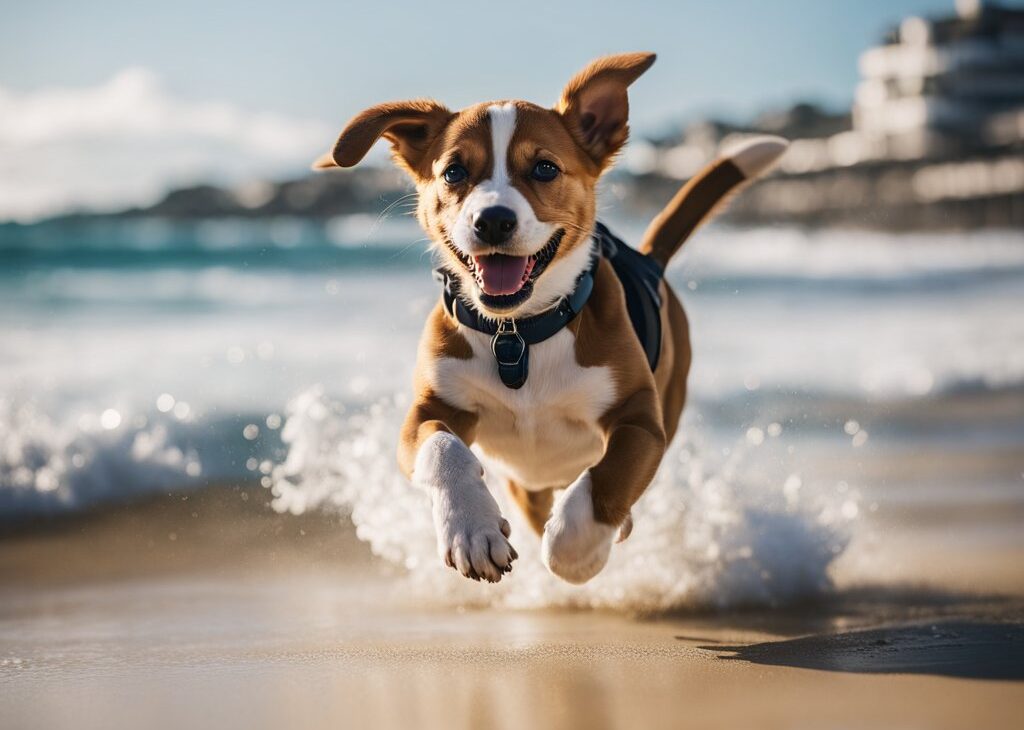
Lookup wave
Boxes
[0,397,284,519]
[0,398,204,516]
[676,226,1024,282]
[267,387,856,612]
[3,364,1023,520]
[0,218,424,272]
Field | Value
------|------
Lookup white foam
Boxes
[0,398,202,515]
[269,388,856,611]
[676,225,1024,281]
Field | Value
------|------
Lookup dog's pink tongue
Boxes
[474,254,529,296]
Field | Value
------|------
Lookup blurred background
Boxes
[2,0,1024,611]
[3,1,1024,726]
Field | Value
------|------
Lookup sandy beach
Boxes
[1,486,1021,730]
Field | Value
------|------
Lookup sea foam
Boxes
[0,397,202,516]
[269,386,857,612]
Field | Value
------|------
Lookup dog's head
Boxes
[315,53,655,318]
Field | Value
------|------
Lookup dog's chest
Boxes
[430,329,616,489]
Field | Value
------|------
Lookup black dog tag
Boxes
[491,321,529,389]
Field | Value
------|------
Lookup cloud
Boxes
[0,68,334,221]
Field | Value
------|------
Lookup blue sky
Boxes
[0,0,999,131]
[1,0,1019,220]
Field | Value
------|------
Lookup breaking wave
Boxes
[268,387,858,612]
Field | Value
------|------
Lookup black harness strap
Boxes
[594,222,664,371]
[436,222,664,388]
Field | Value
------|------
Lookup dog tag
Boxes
[491,321,529,390]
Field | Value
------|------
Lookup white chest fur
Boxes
[428,328,616,490]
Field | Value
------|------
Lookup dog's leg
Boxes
[399,394,517,582]
[506,481,553,537]
[542,387,664,584]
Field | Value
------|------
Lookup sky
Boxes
[0,0,1013,220]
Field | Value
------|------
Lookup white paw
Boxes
[541,472,617,584]
[414,432,517,582]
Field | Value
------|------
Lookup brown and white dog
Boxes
[315,53,786,584]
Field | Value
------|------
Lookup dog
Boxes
[314,53,786,584]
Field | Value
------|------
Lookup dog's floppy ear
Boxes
[556,52,655,169]
[313,99,452,177]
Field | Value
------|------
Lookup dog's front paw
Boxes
[432,482,517,582]
[541,472,617,584]
[415,432,517,582]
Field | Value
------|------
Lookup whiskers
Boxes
[371,191,426,260]
[375,191,418,226]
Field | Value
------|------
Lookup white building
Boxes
[854,0,1024,159]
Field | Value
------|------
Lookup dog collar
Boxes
[435,242,599,390]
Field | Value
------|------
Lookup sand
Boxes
[1,487,1022,730]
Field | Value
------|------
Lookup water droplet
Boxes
[156,393,175,412]
[100,409,121,430]
[243,424,260,440]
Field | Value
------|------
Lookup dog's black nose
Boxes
[473,206,517,245]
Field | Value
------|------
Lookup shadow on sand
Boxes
[672,586,1024,680]
[707,620,1024,680]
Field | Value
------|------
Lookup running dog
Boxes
[314,53,786,584]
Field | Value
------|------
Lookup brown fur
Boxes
[317,53,773,582]
[396,303,476,480]
[507,482,553,536]
[570,259,670,525]
[412,100,605,316]
[640,158,747,268]
[557,52,656,167]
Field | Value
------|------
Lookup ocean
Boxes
[3,215,1023,611]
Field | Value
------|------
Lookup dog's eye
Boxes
[442,164,469,185]
[530,160,560,182]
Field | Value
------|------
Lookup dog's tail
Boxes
[638,135,788,268]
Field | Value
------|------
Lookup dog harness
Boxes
[437,222,664,389]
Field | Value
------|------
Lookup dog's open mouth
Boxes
[446,229,564,310]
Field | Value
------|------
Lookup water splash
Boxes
[269,387,858,612]
[0,398,202,516]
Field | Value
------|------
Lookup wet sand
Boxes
[1,487,1022,730]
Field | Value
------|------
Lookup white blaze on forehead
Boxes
[450,101,553,261]
[447,100,565,316]
[487,103,516,185]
